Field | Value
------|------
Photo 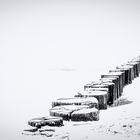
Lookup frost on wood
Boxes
[101,74,122,97]
[52,97,99,109]
[116,67,132,85]
[24,55,140,133]
[88,82,115,105]
[28,116,63,128]
[50,105,91,121]
[50,105,99,121]
[71,108,99,121]
[75,91,108,110]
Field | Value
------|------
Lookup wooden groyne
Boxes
[26,56,140,130]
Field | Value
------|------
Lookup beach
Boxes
[0,0,140,140]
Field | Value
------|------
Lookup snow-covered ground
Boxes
[21,76,140,140]
[1,67,140,140]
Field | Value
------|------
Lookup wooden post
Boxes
[75,91,108,110]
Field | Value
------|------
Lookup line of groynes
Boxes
[26,56,140,130]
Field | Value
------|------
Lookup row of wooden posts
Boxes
[28,56,140,129]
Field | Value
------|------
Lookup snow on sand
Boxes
[22,77,140,140]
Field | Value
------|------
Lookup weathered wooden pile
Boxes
[27,56,140,129]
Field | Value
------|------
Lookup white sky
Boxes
[0,0,140,88]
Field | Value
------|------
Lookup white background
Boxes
[0,0,140,140]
